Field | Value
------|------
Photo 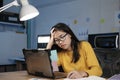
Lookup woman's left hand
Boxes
[67,70,88,79]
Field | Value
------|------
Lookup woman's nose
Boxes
[59,40,64,44]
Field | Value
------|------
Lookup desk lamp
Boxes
[0,0,39,21]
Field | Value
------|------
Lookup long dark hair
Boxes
[51,23,80,63]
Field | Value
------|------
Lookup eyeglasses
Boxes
[54,33,68,44]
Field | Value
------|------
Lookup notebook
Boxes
[108,74,120,80]
[22,49,66,79]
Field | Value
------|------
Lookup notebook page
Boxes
[108,74,120,80]
[64,76,106,80]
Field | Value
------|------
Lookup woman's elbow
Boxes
[97,67,103,76]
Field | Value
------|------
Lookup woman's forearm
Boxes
[46,28,55,49]
[46,41,54,49]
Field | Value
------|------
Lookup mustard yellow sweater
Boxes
[57,41,103,76]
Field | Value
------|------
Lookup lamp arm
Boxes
[0,3,14,12]
[0,0,19,12]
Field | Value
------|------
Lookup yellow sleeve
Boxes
[81,41,103,76]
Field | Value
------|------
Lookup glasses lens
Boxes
[55,33,67,44]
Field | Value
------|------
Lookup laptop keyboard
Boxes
[54,71,67,78]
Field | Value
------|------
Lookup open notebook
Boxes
[64,76,106,80]
[22,49,66,79]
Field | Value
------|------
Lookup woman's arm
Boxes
[46,28,55,49]
[83,41,103,76]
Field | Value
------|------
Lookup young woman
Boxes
[46,23,103,79]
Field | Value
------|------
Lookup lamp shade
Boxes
[19,4,39,21]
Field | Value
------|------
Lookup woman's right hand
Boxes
[46,28,55,49]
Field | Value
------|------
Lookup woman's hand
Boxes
[46,28,55,49]
[67,70,88,79]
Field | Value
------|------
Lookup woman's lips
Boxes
[60,44,66,48]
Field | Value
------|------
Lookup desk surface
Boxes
[0,71,63,80]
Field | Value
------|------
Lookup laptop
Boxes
[22,49,66,79]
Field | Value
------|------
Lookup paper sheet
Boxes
[29,78,43,80]
[64,76,106,80]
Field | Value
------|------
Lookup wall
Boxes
[0,0,27,65]
[3,0,20,13]
[1,0,120,52]
[0,31,27,65]
[30,0,120,49]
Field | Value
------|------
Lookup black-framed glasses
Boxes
[54,33,68,44]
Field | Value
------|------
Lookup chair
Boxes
[94,49,120,78]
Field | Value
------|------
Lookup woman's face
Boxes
[53,30,72,51]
